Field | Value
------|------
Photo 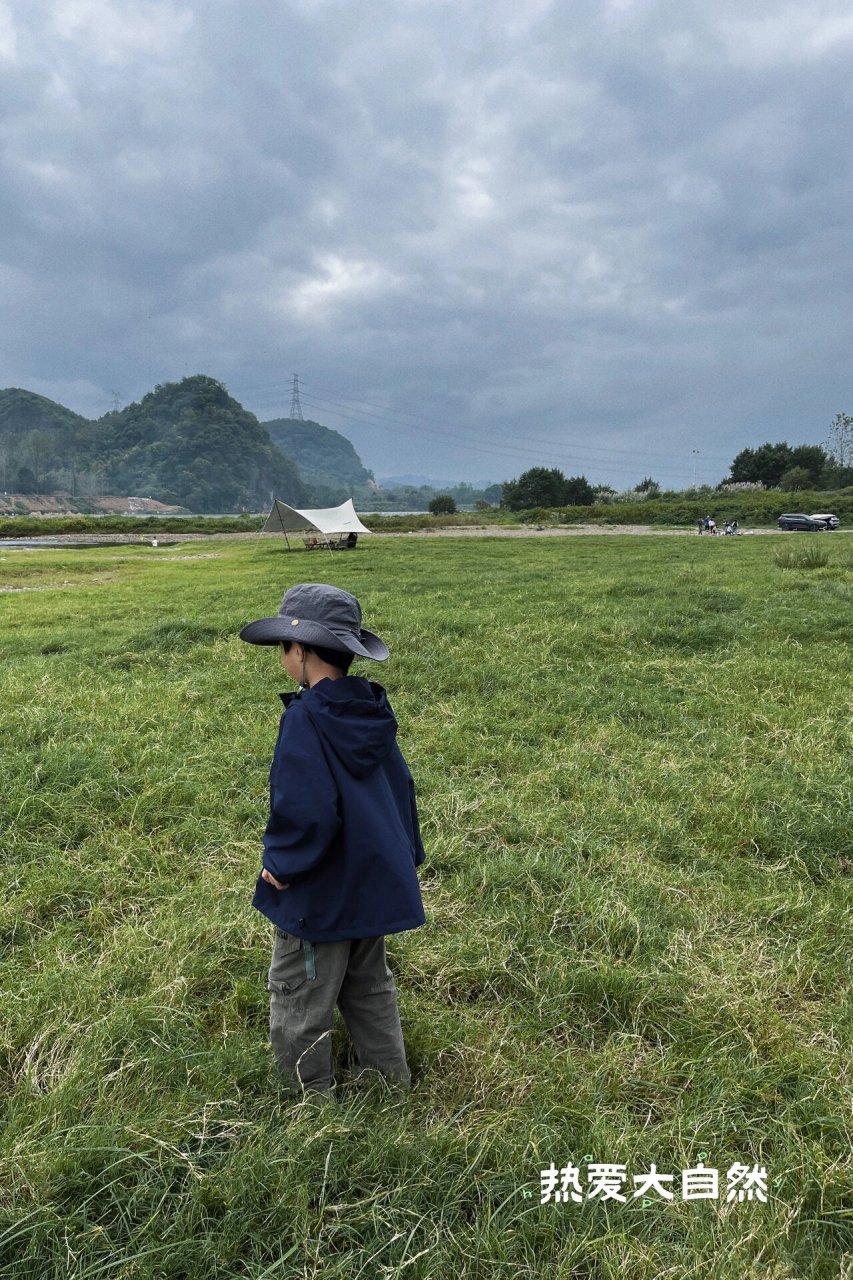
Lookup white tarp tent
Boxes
[262,498,372,549]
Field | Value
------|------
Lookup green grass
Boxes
[1,533,852,1278]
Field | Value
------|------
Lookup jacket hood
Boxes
[295,676,398,778]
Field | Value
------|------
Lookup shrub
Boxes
[428,494,457,515]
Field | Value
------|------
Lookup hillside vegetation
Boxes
[0,378,306,513]
[264,417,372,504]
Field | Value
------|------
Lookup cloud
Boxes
[720,5,853,64]
[287,255,405,318]
[0,2,17,60]
[1,0,852,486]
[50,0,193,65]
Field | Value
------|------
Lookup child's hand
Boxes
[261,867,290,890]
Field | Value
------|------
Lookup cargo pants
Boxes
[268,929,411,1094]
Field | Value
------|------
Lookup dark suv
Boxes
[777,513,828,531]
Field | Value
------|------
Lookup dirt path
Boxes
[0,524,778,548]
[377,524,772,538]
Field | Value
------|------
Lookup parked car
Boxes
[811,513,840,530]
[777,513,829,531]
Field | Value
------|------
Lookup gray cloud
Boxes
[2,0,853,487]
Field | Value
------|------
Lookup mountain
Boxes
[103,378,305,511]
[0,377,306,512]
[263,417,372,504]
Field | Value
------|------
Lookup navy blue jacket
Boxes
[252,676,426,941]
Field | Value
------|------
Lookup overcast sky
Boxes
[2,0,853,488]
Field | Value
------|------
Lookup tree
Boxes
[501,467,584,510]
[728,441,826,489]
[778,466,813,492]
[825,412,853,468]
[429,494,456,515]
[564,474,596,505]
[633,476,661,499]
[788,445,828,484]
[729,443,791,487]
[15,465,37,492]
[448,483,475,506]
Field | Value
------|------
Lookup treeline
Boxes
[499,424,853,514]
[729,429,853,490]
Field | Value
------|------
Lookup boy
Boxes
[239,582,425,1096]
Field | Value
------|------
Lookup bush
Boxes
[428,494,457,515]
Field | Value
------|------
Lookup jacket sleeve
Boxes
[262,707,341,881]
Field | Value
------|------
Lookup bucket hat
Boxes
[239,582,389,660]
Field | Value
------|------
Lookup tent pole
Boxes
[255,499,275,553]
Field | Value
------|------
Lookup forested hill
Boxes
[0,377,306,512]
[264,417,372,505]
[0,388,91,436]
[103,379,305,511]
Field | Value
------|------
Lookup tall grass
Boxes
[1,534,852,1277]
[772,545,831,570]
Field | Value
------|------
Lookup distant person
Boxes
[239,583,425,1097]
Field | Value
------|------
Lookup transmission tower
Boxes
[111,390,120,413]
[290,373,304,420]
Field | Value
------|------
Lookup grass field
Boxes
[1,532,851,1279]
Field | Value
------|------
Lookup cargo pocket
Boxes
[268,930,308,996]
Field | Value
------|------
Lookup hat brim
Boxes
[239,615,388,660]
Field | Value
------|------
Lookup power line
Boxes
[305,381,735,466]
[296,391,718,483]
[298,393,592,469]
[237,372,732,472]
